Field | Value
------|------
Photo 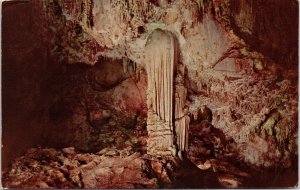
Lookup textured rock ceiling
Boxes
[45,0,236,68]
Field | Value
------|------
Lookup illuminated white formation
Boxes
[145,29,177,156]
[145,29,190,157]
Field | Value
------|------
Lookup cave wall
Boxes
[230,0,298,70]
[2,1,50,168]
[43,59,148,153]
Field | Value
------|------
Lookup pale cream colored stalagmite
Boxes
[175,64,190,158]
[145,29,177,156]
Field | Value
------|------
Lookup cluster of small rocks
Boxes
[2,147,159,188]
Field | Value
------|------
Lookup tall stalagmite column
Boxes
[145,29,177,156]
[174,64,190,157]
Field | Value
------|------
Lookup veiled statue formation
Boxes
[145,29,189,158]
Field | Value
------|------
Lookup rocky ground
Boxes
[2,147,158,188]
[2,146,297,188]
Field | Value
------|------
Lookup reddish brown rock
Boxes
[2,148,158,189]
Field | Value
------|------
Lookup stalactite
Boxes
[196,0,205,13]
[122,56,129,73]
[144,29,177,156]
[81,0,93,29]
[122,56,137,74]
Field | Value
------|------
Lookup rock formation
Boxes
[144,28,190,157]
[2,0,298,188]
[174,64,190,156]
[2,147,159,189]
[5,0,297,167]
[144,29,177,156]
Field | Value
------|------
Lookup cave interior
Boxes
[1,0,299,188]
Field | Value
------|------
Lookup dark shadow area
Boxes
[2,0,49,169]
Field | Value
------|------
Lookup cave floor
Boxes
[2,147,298,189]
[172,156,298,188]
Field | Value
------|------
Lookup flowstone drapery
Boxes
[145,29,189,157]
[174,64,190,158]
